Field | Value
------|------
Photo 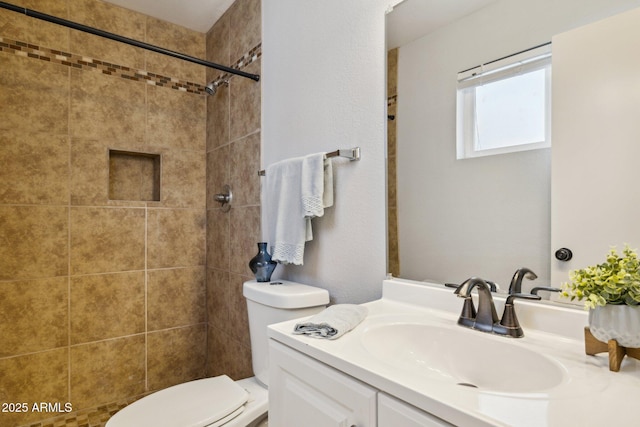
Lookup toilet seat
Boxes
[106,375,249,427]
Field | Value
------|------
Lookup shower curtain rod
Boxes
[0,1,260,82]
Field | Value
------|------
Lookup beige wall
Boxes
[0,0,214,425]
[205,0,262,380]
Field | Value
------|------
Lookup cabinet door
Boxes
[269,340,377,427]
[378,393,453,427]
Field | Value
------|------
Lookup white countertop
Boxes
[268,278,640,427]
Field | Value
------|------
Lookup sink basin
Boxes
[361,323,566,394]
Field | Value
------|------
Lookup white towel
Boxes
[302,153,333,240]
[293,304,368,340]
[265,156,306,265]
[265,152,333,265]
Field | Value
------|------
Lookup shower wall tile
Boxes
[205,12,230,82]
[147,85,206,151]
[70,31,146,71]
[206,326,253,380]
[229,206,261,276]
[205,0,262,381]
[387,48,398,97]
[0,206,68,280]
[145,17,205,84]
[0,55,69,135]
[0,348,69,426]
[206,208,230,270]
[206,145,230,209]
[147,208,206,269]
[147,324,207,391]
[70,68,146,143]
[70,207,145,275]
[70,272,145,344]
[206,268,230,326]
[147,267,206,331]
[0,277,68,358]
[71,0,146,40]
[229,273,252,348]
[230,132,261,206]
[206,82,230,151]
[145,17,204,58]
[229,0,261,63]
[71,139,152,207]
[160,149,206,208]
[144,49,204,85]
[230,59,261,141]
[0,133,69,205]
[69,0,146,70]
[70,335,146,410]
[1,0,210,423]
[0,0,69,49]
[387,49,400,278]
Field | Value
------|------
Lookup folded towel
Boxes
[265,152,333,265]
[293,304,368,340]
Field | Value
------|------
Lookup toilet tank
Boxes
[243,280,329,386]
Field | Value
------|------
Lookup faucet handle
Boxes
[446,281,498,292]
[531,286,562,296]
[450,282,477,327]
[505,293,542,305]
[498,293,541,338]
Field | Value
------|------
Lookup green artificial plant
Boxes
[561,245,640,309]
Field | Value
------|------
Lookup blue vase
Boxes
[249,242,277,282]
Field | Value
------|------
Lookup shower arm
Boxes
[0,1,260,82]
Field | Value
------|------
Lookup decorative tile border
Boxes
[0,35,261,95]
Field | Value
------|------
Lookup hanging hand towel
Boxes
[265,152,333,265]
[265,156,307,265]
[293,304,368,339]
[302,153,333,241]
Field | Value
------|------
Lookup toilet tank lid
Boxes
[243,280,329,308]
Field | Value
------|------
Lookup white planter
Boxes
[589,304,640,348]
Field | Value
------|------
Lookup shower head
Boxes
[204,79,229,95]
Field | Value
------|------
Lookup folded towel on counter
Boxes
[265,152,333,265]
[293,304,368,340]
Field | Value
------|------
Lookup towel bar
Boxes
[258,147,360,176]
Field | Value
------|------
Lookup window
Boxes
[456,44,551,159]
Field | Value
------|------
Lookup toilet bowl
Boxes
[106,280,329,427]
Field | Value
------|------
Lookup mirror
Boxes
[386,0,640,294]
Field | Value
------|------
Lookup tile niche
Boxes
[108,149,161,201]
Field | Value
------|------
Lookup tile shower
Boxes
[0,0,261,426]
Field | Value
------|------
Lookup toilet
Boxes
[106,279,329,427]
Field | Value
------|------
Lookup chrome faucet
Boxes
[454,277,541,338]
[508,267,537,294]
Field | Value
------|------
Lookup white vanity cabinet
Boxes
[378,393,453,427]
[269,339,453,427]
[269,340,377,427]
